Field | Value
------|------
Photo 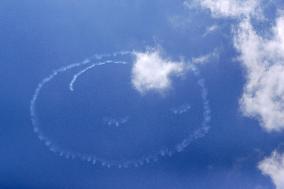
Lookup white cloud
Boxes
[234,16,284,132]
[131,50,188,94]
[183,0,284,187]
[185,0,284,132]
[185,0,261,18]
[259,151,284,189]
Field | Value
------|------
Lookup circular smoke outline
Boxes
[30,51,211,168]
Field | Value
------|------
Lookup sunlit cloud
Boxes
[259,151,284,189]
[234,16,284,132]
[131,50,189,94]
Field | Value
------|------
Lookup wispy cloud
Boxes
[171,104,191,115]
[184,0,261,18]
[192,49,220,64]
[202,24,219,37]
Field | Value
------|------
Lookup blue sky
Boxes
[1,0,284,189]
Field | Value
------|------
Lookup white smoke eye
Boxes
[30,51,211,168]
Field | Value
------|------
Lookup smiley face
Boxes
[31,51,210,168]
